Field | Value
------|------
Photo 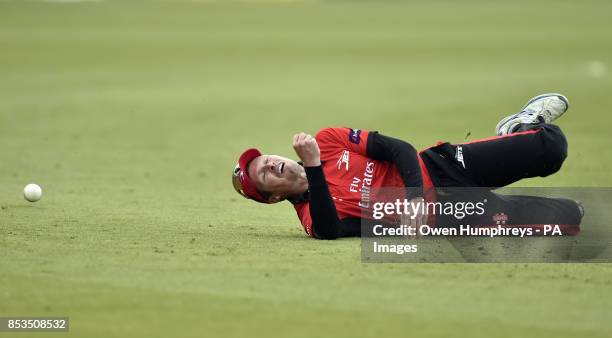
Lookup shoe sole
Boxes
[495,93,569,135]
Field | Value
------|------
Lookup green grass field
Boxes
[1,0,612,337]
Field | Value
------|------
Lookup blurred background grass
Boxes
[1,1,611,337]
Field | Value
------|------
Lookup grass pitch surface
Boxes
[1,1,611,337]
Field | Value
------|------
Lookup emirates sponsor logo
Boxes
[348,161,375,208]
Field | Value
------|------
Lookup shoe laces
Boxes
[517,108,541,124]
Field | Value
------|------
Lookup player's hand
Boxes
[292,132,321,167]
[401,197,427,237]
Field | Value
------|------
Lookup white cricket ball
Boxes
[24,183,43,202]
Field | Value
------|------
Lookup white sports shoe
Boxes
[495,93,569,136]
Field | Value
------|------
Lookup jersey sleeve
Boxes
[294,202,314,237]
[366,132,423,199]
[294,201,362,238]
[315,127,370,159]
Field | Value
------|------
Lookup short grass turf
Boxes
[1,1,612,337]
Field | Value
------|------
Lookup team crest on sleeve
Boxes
[348,128,361,144]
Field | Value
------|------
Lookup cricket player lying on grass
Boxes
[232,93,584,239]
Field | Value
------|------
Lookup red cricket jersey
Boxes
[293,127,434,237]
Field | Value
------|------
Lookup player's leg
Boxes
[421,94,569,187]
[443,191,583,263]
[458,123,567,187]
[422,93,583,240]
[437,190,583,235]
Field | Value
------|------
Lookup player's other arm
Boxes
[293,133,359,239]
[367,132,427,229]
[366,132,423,199]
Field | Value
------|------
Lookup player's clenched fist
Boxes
[292,132,321,167]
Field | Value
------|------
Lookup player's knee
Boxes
[540,126,568,176]
[541,144,567,176]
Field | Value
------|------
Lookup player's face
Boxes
[247,155,308,202]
